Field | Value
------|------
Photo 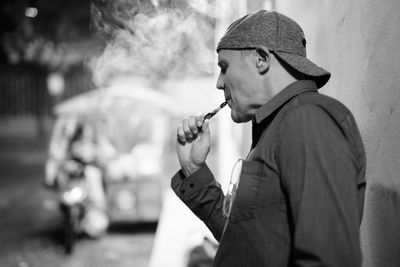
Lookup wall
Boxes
[276,1,400,266]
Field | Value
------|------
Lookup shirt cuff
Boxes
[171,164,215,199]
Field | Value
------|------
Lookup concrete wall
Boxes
[276,1,400,266]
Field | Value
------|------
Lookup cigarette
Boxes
[203,100,229,122]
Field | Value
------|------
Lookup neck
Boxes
[265,56,298,97]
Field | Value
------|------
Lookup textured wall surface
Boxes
[276,1,400,266]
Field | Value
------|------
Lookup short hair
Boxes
[240,49,255,59]
[240,48,268,59]
[240,48,306,81]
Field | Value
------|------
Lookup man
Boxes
[171,10,366,267]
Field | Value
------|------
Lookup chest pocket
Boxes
[229,160,263,222]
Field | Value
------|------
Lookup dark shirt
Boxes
[171,80,366,267]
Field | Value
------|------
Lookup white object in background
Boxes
[148,190,216,267]
[47,73,65,96]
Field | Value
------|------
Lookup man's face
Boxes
[216,49,268,123]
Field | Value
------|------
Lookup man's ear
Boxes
[255,46,270,74]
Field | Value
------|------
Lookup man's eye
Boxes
[220,66,227,74]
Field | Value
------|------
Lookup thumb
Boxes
[202,119,210,134]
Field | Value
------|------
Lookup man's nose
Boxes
[216,74,224,90]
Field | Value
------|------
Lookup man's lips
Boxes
[225,91,231,103]
[226,97,232,107]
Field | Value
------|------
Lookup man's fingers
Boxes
[202,119,210,134]
[195,115,205,129]
[177,126,186,144]
[178,115,207,144]
[182,118,193,139]
[188,116,198,134]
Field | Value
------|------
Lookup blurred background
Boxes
[0,0,400,267]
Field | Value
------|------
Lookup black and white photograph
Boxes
[0,0,399,266]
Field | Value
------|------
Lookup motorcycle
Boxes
[58,160,88,254]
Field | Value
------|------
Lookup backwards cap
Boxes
[217,10,330,88]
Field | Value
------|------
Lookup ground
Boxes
[0,139,156,267]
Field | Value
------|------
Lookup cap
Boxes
[217,10,330,88]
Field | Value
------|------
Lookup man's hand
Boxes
[176,115,211,177]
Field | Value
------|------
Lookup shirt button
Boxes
[180,189,185,195]
[189,183,195,188]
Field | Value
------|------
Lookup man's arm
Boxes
[172,114,226,242]
[278,105,362,267]
[171,165,226,242]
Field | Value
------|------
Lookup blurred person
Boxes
[171,10,366,267]
[44,118,78,187]
[47,120,112,237]
[68,123,109,238]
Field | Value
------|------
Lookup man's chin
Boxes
[231,112,251,123]
[232,117,241,123]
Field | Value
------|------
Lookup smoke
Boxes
[89,0,218,87]
[186,0,223,17]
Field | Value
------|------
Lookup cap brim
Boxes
[274,52,331,89]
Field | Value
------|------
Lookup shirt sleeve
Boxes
[171,164,226,242]
[277,104,362,267]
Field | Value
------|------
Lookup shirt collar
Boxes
[254,80,318,124]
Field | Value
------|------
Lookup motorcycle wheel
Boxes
[64,207,78,254]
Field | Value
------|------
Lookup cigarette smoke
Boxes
[89,0,218,87]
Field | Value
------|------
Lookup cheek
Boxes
[226,67,252,103]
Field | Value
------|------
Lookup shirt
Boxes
[171,80,366,267]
